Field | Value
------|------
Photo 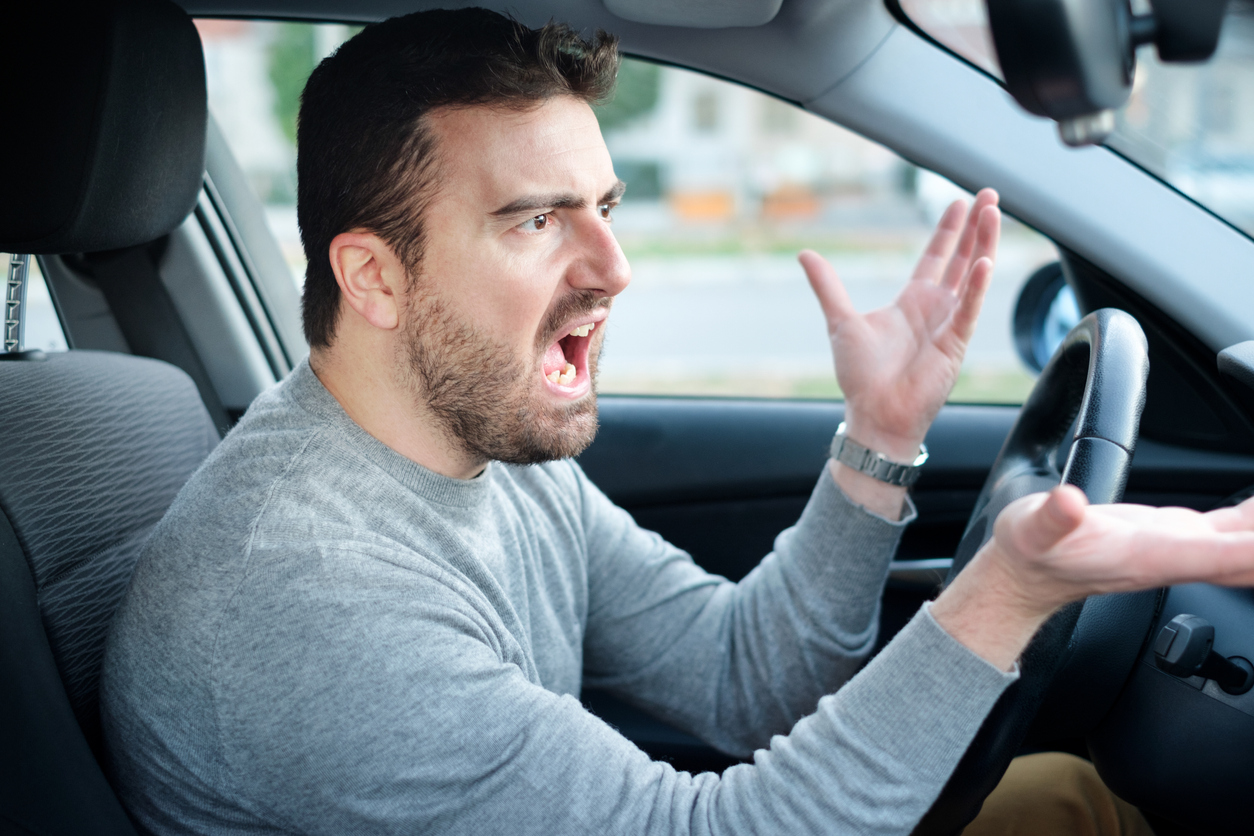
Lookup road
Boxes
[598,230,1058,398]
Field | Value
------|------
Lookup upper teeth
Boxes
[568,323,596,338]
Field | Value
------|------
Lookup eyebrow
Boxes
[491,180,627,217]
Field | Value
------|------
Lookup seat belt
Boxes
[85,244,230,433]
[4,253,28,352]
[2,253,46,362]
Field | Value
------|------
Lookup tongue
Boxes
[543,340,567,376]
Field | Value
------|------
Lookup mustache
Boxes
[536,291,612,350]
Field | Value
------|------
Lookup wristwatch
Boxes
[830,422,928,487]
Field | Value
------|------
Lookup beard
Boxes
[397,285,609,466]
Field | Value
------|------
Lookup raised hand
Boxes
[800,188,1001,462]
[933,486,1254,670]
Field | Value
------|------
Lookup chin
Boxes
[494,392,601,465]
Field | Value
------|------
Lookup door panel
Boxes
[577,395,1254,771]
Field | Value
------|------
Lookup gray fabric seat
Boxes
[0,352,218,747]
[0,0,215,832]
[0,353,217,835]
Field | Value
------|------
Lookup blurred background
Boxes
[14,8,1254,405]
[194,16,1060,403]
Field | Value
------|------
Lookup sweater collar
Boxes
[285,359,493,508]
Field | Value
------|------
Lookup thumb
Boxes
[799,249,856,327]
[1018,485,1088,554]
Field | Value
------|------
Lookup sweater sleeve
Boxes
[211,546,1015,836]
[579,462,919,756]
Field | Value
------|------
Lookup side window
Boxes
[196,20,359,292]
[598,62,1056,404]
[198,19,1053,405]
[2,253,69,353]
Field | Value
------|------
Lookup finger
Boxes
[911,200,968,283]
[949,256,993,343]
[1151,531,1254,588]
[1206,496,1254,532]
[951,205,1002,302]
[941,189,1000,291]
[799,249,857,327]
[1021,484,1088,553]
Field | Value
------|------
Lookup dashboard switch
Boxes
[1153,614,1254,695]
[1153,614,1213,677]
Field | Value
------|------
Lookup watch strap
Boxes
[830,422,928,487]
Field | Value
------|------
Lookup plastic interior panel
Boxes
[581,398,1254,512]
[203,117,307,366]
[1090,583,1254,832]
[180,0,897,110]
[193,191,290,380]
[159,211,278,412]
[38,255,130,354]
[602,0,783,28]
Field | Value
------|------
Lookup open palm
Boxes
[800,188,1001,460]
[995,487,1254,612]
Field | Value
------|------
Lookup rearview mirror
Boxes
[1013,261,1080,373]
[986,0,1229,146]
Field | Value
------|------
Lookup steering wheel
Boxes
[913,308,1151,835]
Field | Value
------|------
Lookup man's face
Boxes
[399,96,631,466]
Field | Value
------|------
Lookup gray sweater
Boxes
[101,361,1015,835]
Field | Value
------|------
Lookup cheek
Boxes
[478,255,563,356]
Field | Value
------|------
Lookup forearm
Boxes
[703,605,1016,835]
[929,542,1055,671]
[830,459,910,521]
[584,470,912,755]
[371,607,1015,836]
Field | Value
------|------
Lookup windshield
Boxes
[900,0,1254,238]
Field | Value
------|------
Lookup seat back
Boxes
[0,353,218,835]
[0,1,214,832]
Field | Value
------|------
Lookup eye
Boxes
[521,213,549,232]
[599,203,614,222]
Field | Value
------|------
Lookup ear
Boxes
[328,231,406,331]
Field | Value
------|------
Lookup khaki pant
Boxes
[962,753,1155,836]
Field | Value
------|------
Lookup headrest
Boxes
[0,0,207,255]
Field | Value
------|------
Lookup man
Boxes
[102,8,1254,835]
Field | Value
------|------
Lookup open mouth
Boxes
[542,320,598,390]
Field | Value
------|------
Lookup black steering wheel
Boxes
[914,308,1151,835]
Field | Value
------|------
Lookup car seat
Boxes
[0,1,218,833]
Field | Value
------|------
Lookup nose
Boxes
[566,210,631,298]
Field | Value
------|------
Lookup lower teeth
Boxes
[548,362,577,386]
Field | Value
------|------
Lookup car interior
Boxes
[4,0,1254,834]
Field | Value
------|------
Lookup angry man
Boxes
[102,8,1254,835]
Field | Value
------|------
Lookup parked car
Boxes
[4,0,1254,834]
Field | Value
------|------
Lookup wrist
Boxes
[840,413,926,463]
[829,459,908,521]
[930,541,1058,671]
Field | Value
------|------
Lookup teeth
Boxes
[568,322,596,338]
[546,363,578,386]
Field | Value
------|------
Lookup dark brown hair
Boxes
[296,8,620,348]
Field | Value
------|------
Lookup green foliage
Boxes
[268,24,316,146]
[594,59,661,133]
[269,35,659,144]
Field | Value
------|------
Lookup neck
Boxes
[309,345,488,480]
